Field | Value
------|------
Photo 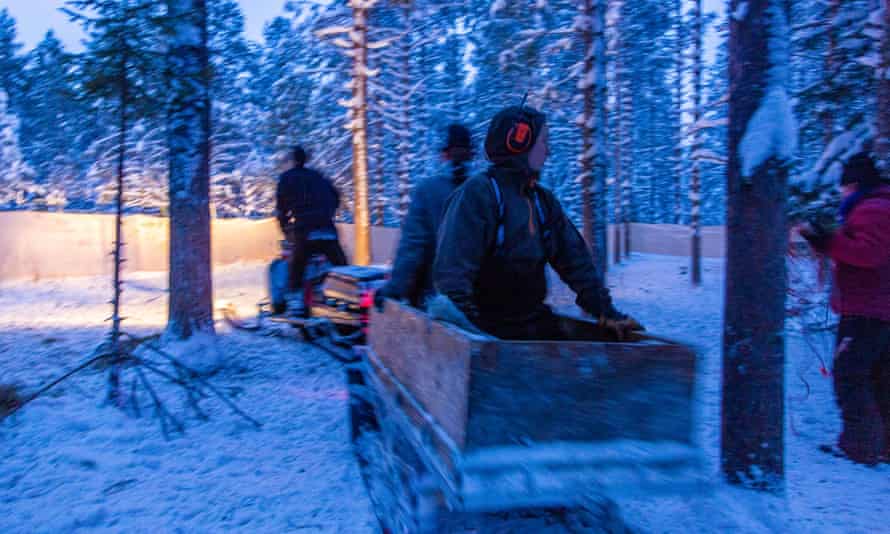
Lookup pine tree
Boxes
[877,0,890,175]
[699,21,729,227]
[20,31,83,195]
[0,9,24,108]
[722,0,795,492]
[369,0,413,220]
[67,0,166,385]
[790,0,877,203]
[616,1,676,225]
[690,0,704,285]
[206,0,264,218]
[318,0,388,265]
[0,90,34,208]
[671,0,686,227]
[617,3,634,258]
[578,0,609,277]
[607,0,626,264]
[166,0,214,340]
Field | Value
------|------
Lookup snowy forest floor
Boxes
[1,255,888,533]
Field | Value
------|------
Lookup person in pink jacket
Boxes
[800,152,890,465]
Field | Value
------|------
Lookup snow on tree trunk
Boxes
[372,113,385,225]
[722,0,795,492]
[108,46,129,401]
[166,0,214,340]
[622,64,633,260]
[579,0,609,278]
[690,0,703,286]
[395,1,413,222]
[349,0,373,265]
[822,0,840,147]
[609,0,624,265]
[878,0,890,177]
[673,0,684,226]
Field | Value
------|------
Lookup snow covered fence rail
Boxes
[0,212,398,282]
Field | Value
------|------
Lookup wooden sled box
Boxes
[357,300,704,516]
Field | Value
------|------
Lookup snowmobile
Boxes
[224,239,388,358]
[349,300,706,533]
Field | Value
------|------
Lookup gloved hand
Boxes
[798,220,832,252]
[599,313,645,342]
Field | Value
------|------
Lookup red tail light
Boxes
[360,291,373,309]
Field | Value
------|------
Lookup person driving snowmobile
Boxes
[276,146,348,295]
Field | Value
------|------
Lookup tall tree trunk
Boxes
[673,0,684,226]
[396,1,413,221]
[609,0,625,265]
[612,53,624,265]
[371,113,385,225]
[580,0,609,277]
[351,1,372,265]
[878,0,890,177]
[167,0,214,339]
[822,0,839,147]
[722,0,791,492]
[622,50,633,259]
[109,46,129,402]
[647,68,657,222]
[690,0,703,286]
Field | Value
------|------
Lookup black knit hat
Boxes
[484,105,547,165]
[292,146,307,167]
[442,124,472,151]
[841,152,882,188]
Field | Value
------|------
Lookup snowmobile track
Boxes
[221,306,360,364]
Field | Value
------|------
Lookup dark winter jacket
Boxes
[382,165,469,305]
[824,185,890,322]
[276,166,340,234]
[433,165,622,334]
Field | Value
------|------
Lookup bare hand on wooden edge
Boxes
[599,315,645,342]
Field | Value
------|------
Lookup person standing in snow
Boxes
[276,146,348,293]
[799,152,890,465]
[433,105,642,340]
[375,124,475,309]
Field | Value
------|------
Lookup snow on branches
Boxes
[739,1,798,178]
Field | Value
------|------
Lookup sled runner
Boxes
[224,259,387,362]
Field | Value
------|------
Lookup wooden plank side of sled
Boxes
[466,339,696,449]
[357,344,464,502]
[368,302,485,449]
[368,301,697,452]
[364,301,705,512]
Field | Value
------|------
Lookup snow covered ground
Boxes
[1,255,887,533]
[0,263,378,533]
[554,255,889,534]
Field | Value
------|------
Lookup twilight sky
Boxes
[4,0,291,50]
[5,0,726,61]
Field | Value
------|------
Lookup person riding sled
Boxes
[276,146,348,303]
[798,152,890,466]
[432,103,642,341]
[375,124,475,309]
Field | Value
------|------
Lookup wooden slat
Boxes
[361,348,463,493]
[465,340,696,449]
[368,302,480,448]
[370,304,697,453]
